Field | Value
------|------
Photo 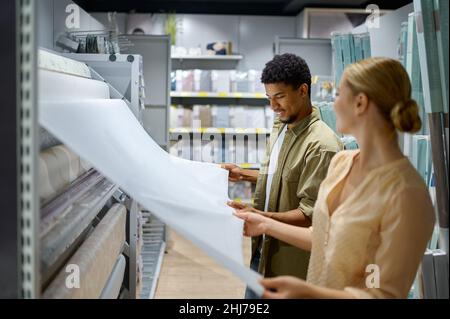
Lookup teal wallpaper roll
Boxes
[434,0,449,113]
[404,13,428,134]
[411,135,433,185]
[414,0,445,113]
[331,32,371,87]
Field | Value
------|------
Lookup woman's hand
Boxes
[227,201,263,214]
[260,276,314,299]
[227,200,250,210]
[233,210,270,237]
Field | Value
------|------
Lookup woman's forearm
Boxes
[265,218,312,251]
[264,209,312,227]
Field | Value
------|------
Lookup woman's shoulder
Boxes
[324,150,358,178]
[330,150,358,167]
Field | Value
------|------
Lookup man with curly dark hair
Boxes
[223,53,343,298]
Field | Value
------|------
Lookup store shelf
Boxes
[171,91,266,99]
[170,91,268,106]
[239,163,260,170]
[171,55,243,70]
[169,127,271,135]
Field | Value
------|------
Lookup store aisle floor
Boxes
[154,229,252,299]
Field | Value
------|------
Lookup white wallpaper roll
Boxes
[39,69,110,102]
[39,49,91,78]
[39,72,263,296]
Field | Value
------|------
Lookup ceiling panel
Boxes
[74,0,412,15]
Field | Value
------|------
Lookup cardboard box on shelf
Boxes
[212,70,231,93]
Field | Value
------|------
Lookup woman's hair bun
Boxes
[390,99,422,133]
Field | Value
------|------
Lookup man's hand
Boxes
[233,210,270,237]
[260,276,313,299]
[220,163,259,184]
[221,163,244,182]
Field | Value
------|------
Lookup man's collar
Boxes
[283,107,320,136]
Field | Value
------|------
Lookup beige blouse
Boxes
[307,150,435,298]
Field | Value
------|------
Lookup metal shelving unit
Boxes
[170,51,269,210]
[3,1,170,298]
[138,213,166,299]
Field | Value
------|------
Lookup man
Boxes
[222,53,343,298]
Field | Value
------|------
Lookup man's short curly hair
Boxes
[261,53,311,98]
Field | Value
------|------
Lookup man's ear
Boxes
[299,83,309,98]
[355,93,369,116]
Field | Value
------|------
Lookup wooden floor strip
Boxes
[154,229,251,299]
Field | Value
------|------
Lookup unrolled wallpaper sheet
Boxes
[38,72,263,296]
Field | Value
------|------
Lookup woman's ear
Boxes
[355,93,369,116]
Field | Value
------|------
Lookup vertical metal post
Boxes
[18,0,40,298]
[128,200,138,298]
[0,0,19,299]
[428,113,449,253]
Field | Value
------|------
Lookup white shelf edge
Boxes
[171,55,243,60]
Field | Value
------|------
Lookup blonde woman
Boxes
[235,57,435,299]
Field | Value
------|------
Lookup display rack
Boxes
[64,53,145,123]
[122,35,171,149]
[3,1,169,298]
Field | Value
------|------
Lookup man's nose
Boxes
[269,99,279,109]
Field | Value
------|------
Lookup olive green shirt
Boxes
[253,106,343,279]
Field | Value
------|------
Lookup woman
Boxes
[234,57,435,299]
